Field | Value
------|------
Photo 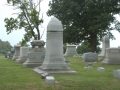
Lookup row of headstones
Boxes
[6,17,120,81]
[82,34,120,80]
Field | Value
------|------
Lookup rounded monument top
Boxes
[47,17,63,31]
[103,35,109,42]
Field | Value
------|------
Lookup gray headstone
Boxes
[99,35,110,57]
[23,40,45,68]
[12,45,21,60]
[82,52,98,62]
[113,69,120,79]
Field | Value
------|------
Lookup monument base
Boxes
[16,56,28,63]
[23,62,42,68]
[23,49,45,68]
[102,60,120,65]
[12,55,19,60]
[33,67,78,74]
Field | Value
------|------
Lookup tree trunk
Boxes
[90,34,97,53]
[36,26,40,40]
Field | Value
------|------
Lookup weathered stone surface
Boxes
[23,48,45,68]
[12,45,21,60]
[102,48,120,65]
[82,52,98,62]
[16,47,29,63]
[41,73,50,79]
[65,44,78,56]
[33,17,77,74]
[45,76,55,84]
[113,69,120,79]
[99,35,110,57]
[97,67,105,72]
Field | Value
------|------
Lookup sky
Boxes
[0,0,120,48]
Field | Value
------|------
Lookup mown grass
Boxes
[0,55,120,90]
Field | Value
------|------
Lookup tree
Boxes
[76,41,101,54]
[0,39,12,55]
[47,0,120,52]
[4,0,44,45]
[17,41,30,47]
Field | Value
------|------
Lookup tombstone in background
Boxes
[65,44,78,56]
[113,69,120,79]
[12,45,21,60]
[10,47,14,58]
[99,35,110,57]
[23,40,45,68]
[7,51,11,58]
[102,48,120,64]
[16,47,29,63]
[33,17,77,74]
[82,52,98,69]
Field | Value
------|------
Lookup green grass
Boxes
[0,55,120,90]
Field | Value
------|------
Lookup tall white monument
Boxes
[12,45,21,60]
[65,44,78,56]
[16,47,29,63]
[99,35,110,57]
[33,17,77,74]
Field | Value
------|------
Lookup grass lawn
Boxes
[0,55,120,90]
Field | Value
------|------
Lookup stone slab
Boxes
[113,69,120,79]
[45,76,55,84]
[33,67,78,74]
[97,67,105,72]
[41,73,50,79]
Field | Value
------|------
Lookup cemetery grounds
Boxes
[0,54,120,90]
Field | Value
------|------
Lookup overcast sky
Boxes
[0,0,120,48]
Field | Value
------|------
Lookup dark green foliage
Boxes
[77,41,101,54]
[17,41,29,47]
[4,0,43,46]
[47,0,120,52]
[0,39,12,55]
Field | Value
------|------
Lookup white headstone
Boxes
[33,17,77,74]
[99,35,110,56]
[45,76,55,84]
[97,67,105,72]
[65,44,78,56]
[12,45,21,60]
[16,47,29,63]
[102,48,120,64]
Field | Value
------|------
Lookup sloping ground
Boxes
[0,55,120,90]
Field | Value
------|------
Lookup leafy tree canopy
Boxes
[4,0,44,46]
[47,0,120,52]
[77,41,101,54]
[0,39,12,55]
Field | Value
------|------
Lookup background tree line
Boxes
[0,39,12,55]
